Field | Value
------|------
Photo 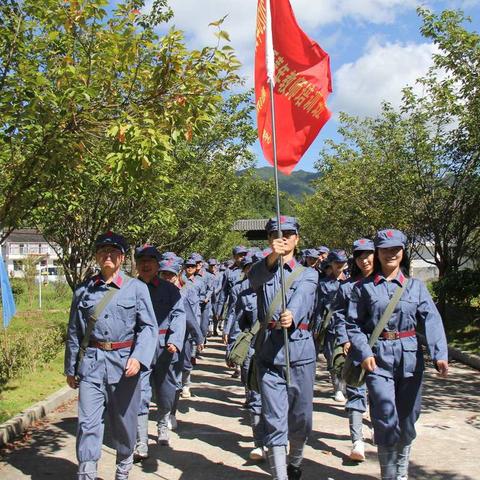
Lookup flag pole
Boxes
[266,0,290,386]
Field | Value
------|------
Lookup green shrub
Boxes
[9,278,26,298]
[432,269,480,307]
[0,324,66,388]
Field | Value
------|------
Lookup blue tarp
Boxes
[0,252,16,328]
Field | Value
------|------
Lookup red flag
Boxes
[255,0,332,175]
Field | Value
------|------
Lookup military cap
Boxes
[184,257,197,267]
[232,245,249,256]
[317,245,330,254]
[353,238,375,252]
[265,215,299,234]
[159,258,182,275]
[240,254,254,268]
[190,252,204,262]
[326,249,348,264]
[304,248,319,258]
[95,231,128,254]
[207,258,219,266]
[374,229,407,249]
[134,244,161,260]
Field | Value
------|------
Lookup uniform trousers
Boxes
[138,349,178,419]
[367,371,423,447]
[257,360,315,447]
[77,375,140,462]
[346,383,367,443]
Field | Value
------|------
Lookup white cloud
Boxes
[332,39,438,117]
[148,0,422,85]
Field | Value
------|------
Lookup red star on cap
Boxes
[280,215,287,223]
[359,239,366,245]
[143,243,150,248]
[166,259,173,266]
[106,231,113,237]
[386,230,394,238]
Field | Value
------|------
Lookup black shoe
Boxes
[287,464,302,480]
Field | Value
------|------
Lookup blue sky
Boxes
[138,1,480,172]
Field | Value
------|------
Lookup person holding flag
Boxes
[249,216,318,480]
[253,1,332,477]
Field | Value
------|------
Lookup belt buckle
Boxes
[102,341,113,351]
[384,331,398,340]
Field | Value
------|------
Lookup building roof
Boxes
[232,219,269,241]
[3,228,47,243]
[232,219,269,232]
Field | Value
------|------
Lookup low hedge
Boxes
[0,323,66,388]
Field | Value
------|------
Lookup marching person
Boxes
[346,229,449,480]
[216,245,249,319]
[133,245,186,459]
[207,258,223,336]
[159,258,205,429]
[249,216,318,480]
[223,254,255,378]
[180,257,203,398]
[331,238,375,462]
[64,232,157,480]
[314,249,349,402]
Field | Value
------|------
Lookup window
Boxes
[9,243,19,255]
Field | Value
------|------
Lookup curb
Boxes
[0,386,78,448]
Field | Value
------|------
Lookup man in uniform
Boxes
[249,217,318,480]
[133,245,186,459]
[65,232,157,480]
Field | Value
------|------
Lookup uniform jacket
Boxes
[249,257,318,366]
[346,271,448,378]
[143,276,186,354]
[314,276,342,336]
[64,272,157,383]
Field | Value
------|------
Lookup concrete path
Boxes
[0,338,479,479]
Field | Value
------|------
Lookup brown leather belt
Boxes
[89,340,134,351]
[159,329,168,334]
[268,322,309,330]
[380,329,416,340]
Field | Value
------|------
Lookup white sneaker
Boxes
[350,440,365,462]
[181,386,191,398]
[169,414,178,431]
[249,447,266,461]
[334,390,346,402]
[157,425,170,446]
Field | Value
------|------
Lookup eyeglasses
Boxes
[97,247,122,257]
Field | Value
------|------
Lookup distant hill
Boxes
[240,167,320,197]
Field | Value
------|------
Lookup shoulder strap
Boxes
[264,264,306,325]
[80,277,131,352]
[368,279,408,347]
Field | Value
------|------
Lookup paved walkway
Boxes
[0,338,479,479]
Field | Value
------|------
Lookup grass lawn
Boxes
[0,281,71,423]
[0,351,66,423]
[443,304,480,355]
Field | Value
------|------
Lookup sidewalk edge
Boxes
[0,386,77,447]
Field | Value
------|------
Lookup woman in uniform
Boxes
[332,238,375,462]
[346,229,448,480]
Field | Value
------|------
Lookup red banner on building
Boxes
[255,0,332,175]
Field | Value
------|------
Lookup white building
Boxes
[0,228,62,279]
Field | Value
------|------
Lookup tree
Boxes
[2,0,252,288]
[299,7,480,288]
